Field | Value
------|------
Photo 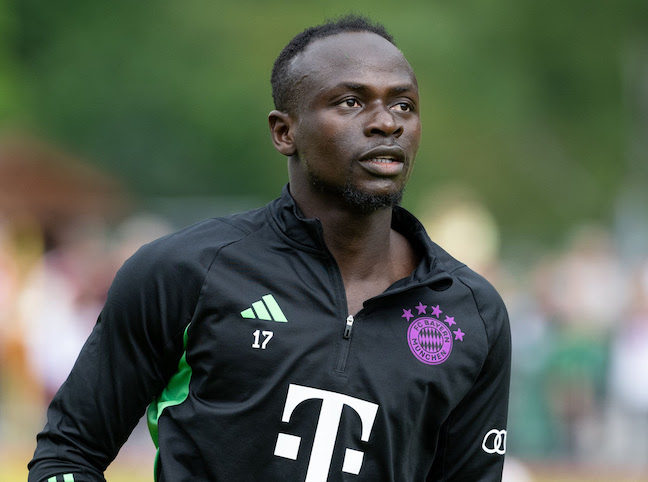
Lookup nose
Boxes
[364,104,403,138]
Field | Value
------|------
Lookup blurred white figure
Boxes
[502,457,534,482]
[18,222,108,399]
[19,259,94,397]
[19,215,173,400]
[607,259,648,469]
[550,225,627,332]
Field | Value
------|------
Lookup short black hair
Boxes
[271,14,395,113]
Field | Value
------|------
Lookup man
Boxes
[29,15,511,482]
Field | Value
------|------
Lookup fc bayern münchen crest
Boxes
[407,317,453,365]
[402,303,465,365]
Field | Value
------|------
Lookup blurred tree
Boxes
[399,0,644,245]
[3,0,647,244]
[0,0,23,121]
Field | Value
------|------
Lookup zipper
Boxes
[335,315,355,373]
[317,230,356,375]
[343,315,354,339]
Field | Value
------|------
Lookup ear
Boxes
[268,110,297,156]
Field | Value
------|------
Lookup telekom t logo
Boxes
[274,384,379,482]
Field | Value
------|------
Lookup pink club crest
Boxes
[407,317,453,365]
[403,303,464,365]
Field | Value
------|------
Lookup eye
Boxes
[392,102,414,112]
[340,98,361,108]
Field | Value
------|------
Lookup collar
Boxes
[267,184,453,289]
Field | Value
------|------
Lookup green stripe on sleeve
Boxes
[47,477,56,482]
[63,475,75,482]
[147,323,193,480]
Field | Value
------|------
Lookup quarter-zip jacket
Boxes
[29,186,511,482]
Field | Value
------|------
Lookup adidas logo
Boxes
[241,294,287,322]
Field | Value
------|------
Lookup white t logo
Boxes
[274,384,379,482]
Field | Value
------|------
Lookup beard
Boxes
[308,171,404,214]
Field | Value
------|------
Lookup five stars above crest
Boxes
[401,302,465,342]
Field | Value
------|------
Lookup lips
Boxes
[358,146,406,177]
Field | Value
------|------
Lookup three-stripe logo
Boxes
[48,475,75,482]
[241,294,287,322]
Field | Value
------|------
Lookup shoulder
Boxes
[109,207,268,301]
[430,242,509,347]
[133,207,265,266]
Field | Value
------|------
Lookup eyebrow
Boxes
[334,82,417,96]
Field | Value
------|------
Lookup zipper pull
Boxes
[343,315,354,339]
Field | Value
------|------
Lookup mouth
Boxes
[365,156,399,163]
[358,146,406,177]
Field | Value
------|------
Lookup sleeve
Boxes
[27,236,208,482]
[428,278,512,481]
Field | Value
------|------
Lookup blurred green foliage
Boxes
[1,0,646,245]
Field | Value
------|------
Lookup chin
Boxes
[309,172,405,213]
[340,184,404,213]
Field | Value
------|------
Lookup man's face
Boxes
[287,31,421,212]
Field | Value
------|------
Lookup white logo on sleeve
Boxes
[482,429,507,455]
[274,384,379,482]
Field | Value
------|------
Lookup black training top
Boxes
[29,186,511,482]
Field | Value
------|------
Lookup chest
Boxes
[183,248,489,421]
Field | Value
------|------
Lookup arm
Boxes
[428,275,512,481]
[28,236,206,482]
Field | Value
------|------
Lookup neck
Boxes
[289,182,420,315]
[325,206,394,276]
[290,183,401,280]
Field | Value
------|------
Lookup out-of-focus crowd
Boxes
[0,213,174,443]
[1,198,647,474]
[423,190,648,472]
[503,226,648,469]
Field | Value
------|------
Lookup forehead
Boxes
[289,31,417,98]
